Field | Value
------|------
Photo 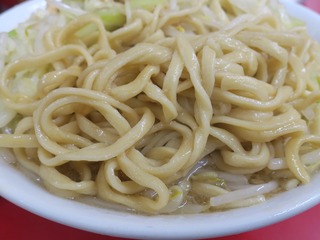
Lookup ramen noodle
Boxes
[0,0,320,214]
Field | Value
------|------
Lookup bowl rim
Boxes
[0,0,320,239]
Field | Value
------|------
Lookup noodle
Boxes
[0,0,320,214]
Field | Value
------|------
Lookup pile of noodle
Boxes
[0,0,320,214]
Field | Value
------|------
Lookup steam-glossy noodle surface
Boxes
[0,0,320,214]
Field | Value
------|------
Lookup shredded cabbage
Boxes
[228,0,268,14]
[270,0,305,29]
[130,0,168,11]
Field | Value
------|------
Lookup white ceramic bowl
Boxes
[0,1,320,239]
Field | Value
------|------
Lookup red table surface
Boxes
[1,0,320,240]
[0,196,319,240]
